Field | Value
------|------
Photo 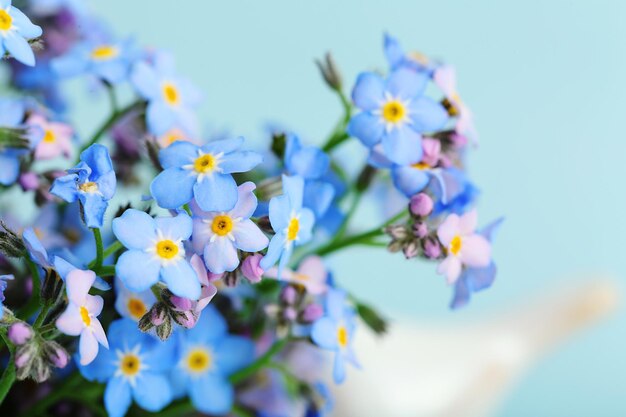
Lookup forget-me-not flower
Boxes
[383,33,436,75]
[150,137,262,212]
[113,209,201,300]
[0,274,13,320]
[114,277,156,322]
[0,1,42,66]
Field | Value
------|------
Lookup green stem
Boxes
[87,240,123,269]
[0,331,16,405]
[92,265,115,277]
[17,257,42,320]
[229,338,288,385]
[232,404,255,417]
[32,303,51,329]
[91,228,104,271]
[322,88,352,153]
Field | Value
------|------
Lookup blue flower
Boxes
[79,318,176,417]
[383,33,437,75]
[450,218,503,309]
[172,305,254,415]
[191,181,268,274]
[113,209,201,299]
[150,137,262,212]
[114,277,156,322]
[346,68,448,165]
[311,289,360,384]
[0,97,29,186]
[50,144,117,229]
[130,52,202,136]
[432,167,479,216]
[0,274,13,320]
[259,175,315,275]
[51,38,137,84]
[0,1,42,66]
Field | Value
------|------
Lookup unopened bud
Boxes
[19,172,39,191]
[241,254,264,283]
[409,193,434,218]
[423,237,443,259]
[403,241,420,259]
[8,322,32,345]
[44,342,69,369]
[412,222,428,239]
[385,225,409,240]
[302,303,324,323]
[283,307,298,321]
[150,305,167,326]
[169,295,193,312]
[316,52,343,91]
[281,286,298,305]
[155,316,173,341]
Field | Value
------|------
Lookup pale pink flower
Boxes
[265,256,328,295]
[433,65,477,141]
[28,114,73,160]
[55,269,108,365]
[189,254,218,313]
[436,210,491,284]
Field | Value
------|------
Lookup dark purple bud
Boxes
[302,303,324,322]
[409,193,434,217]
[241,254,264,283]
[8,322,32,345]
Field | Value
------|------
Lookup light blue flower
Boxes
[0,274,13,320]
[191,181,268,274]
[79,318,176,417]
[0,1,42,66]
[432,167,479,216]
[450,218,503,309]
[311,289,360,384]
[172,305,254,415]
[50,144,116,229]
[114,277,156,322]
[0,97,30,186]
[346,68,448,165]
[51,37,137,84]
[259,175,315,275]
[130,51,202,136]
[113,209,201,300]
[384,33,437,75]
[150,137,262,212]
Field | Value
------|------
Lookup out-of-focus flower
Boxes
[114,277,156,322]
[50,144,116,228]
[150,138,262,212]
[433,65,477,140]
[79,319,176,417]
[191,181,268,274]
[172,305,254,415]
[409,193,434,218]
[240,253,264,283]
[384,33,436,75]
[311,289,360,383]
[156,127,195,149]
[0,98,34,186]
[55,269,108,365]
[0,1,42,66]
[130,52,202,136]
[27,113,73,160]
[113,209,201,300]
[265,256,328,295]
[436,209,491,284]
[260,175,315,275]
[347,68,448,165]
[0,274,13,320]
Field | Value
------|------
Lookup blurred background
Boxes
[69,0,626,415]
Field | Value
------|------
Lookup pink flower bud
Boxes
[48,347,69,369]
[241,254,264,283]
[412,222,428,239]
[151,307,166,326]
[208,271,224,282]
[302,303,324,322]
[283,307,298,321]
[178,311,198,329]
[409,193,433,217]
[423,237,442,259]
[170,295,193,311]
[8,323,33,345]
[281,286,297,305]
[14,350,31,368]
[19,172,39,191]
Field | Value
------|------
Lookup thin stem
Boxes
[17,257,42,320]
[87,240,123,269]
[92,265,115,277]
[229,338,288,385]
[0,331,16,405]
[322,88,352,153]
[91,228,104,271]
[32,303,51,329]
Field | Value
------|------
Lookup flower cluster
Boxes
[0,3,501,417]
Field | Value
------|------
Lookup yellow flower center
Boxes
[381,100,406,123]
[287,218,300,241]
[43,130,56,143]
[156,240,179,260]
[449,235,462,256]
[80,306,91,327]
[120,354,141,377]
[91,45,119,60]
[293,273,309,281]
[78,182,99,193]
[0,10,12,31]
[411,162,430,170]
[337,325,348,348]
[127,298,147,319]
[193,154,217,174]
[162,83,180,106]
[211,215,233,236]
[187,348,212,373]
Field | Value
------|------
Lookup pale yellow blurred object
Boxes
[332,278,620,417]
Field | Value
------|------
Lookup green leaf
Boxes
[355,301,389,335]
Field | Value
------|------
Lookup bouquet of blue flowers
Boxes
[0,1,502,416]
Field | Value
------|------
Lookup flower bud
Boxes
[403,241,420,259]
[45,342,69,369]
[385,225,408,240]
[409,193,434,217]
[155,316,173,341]
[19,172,39,191]
[423,237,443,259]
[412,222,428,239]
[169,295,193,312]
[283,307,298,321]
[241,254,264,283]
[173,310,198,329]
[8,322,32,345]
[302,303,324,322]
[14,348,31,368]
[281,286,298,305]
[150,305,167,326]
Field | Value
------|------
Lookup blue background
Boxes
[82,1,625,415]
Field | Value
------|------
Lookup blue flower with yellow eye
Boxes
[79,319,176,417]
[311,289,360,384]
[130,51,202,136]
[50,144,116,229]
[150,137,262,212]
[113,209,201,300]
[347,68,448,165]
[172,305,254,415]
[259,175,315,275]
[51,37,137,84]
[0,1,42,67]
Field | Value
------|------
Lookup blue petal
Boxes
[386,68,428,100]
[258,232,285,272]
[303,181,335,218]
[392,166,430,197]
[283,174,304,212]
[132,372,173,412]
[78,193,108,228]
[201,136,244,155]
[104,377,132,417]
[4,32,35,66]
[187,305,227,344]
[23,228,50,267]
[160,260,201,299]
[189,374,234,415]
[116,250,161,292]
[214,336,255,375]
[112,209,157,250]
[0,152,20,185]
[351,72,385,111]
[150,168,196,209]
[347,112,384,148]
[333,352,347,384]
[159,141,198,169]
[80,144,113,179]
[155,212,192,240]
[0,98,25,126]
[146,101,176,135]
[467,263,497,292]
[95,170,117,200]
[50,174,79,203]
[450,275,471,310]
[203,237,240,273]
[326,289,347,320]
[268,195,290,231]
[381,126,423,165]
[409,97,449,132]
[130,61,160,100]
[285,145,329,180]
[51,50,88,78]
[10,7,42,38]
[311,317,339,350]
[107,319,151,351]
[193,173,237,212]
[383,33,404,68]
[231,219,268,252]
[219,151,262,174]
[295,207,315,244]
[78,346,116,382]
